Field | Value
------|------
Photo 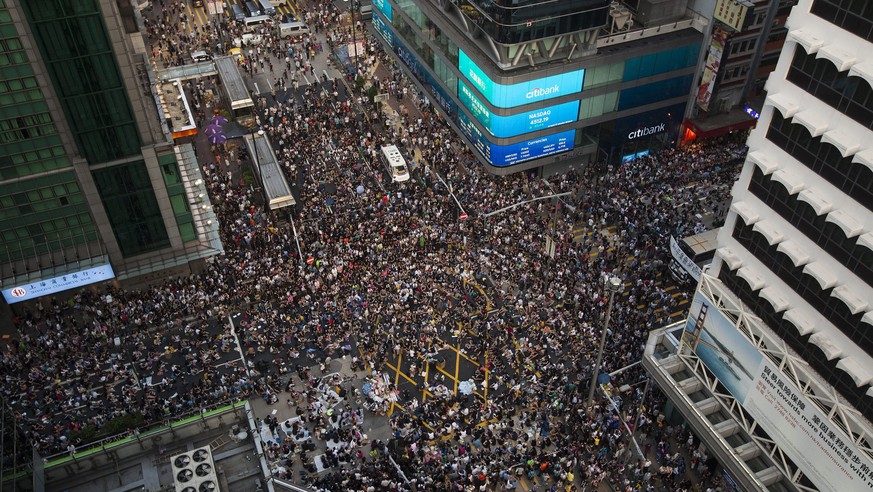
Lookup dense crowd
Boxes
[0,2,748,491]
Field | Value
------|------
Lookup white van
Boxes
[279,22,311,39]
[190,50,211,63]
[381,145,410,183]
[244,14,272,30]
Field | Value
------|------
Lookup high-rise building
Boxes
[644,0,873,489]
[368,0,708,175]
[0,0,220,307]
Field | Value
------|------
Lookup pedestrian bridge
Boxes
[155,61,217,82]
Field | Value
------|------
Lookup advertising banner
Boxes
[372,0,393,23]
[686,294,873,492]
[372,11,394,48]
[457,80,579,138]
[697,27,729,112]
[2,264,115,303]
[670,236,702,281]
[714,0,751,32]
[458,50,584,108]
[457,113,574,167]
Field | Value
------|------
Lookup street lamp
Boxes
[586,275,623,412]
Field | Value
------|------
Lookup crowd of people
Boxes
[0,1,750,490]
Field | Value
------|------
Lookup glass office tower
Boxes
[371,0,706,174]
[643,0,873,489]
[0,0,220,307]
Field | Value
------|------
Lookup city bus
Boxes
[669,227,721,285]
[380,145,410,183]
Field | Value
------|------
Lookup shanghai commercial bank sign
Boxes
[458,50,585,109]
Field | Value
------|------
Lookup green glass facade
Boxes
[92,161,169,257]
[21,0,141,164]
[159,152,196,243]
[0,0,97,263]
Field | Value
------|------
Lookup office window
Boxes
[767,111,873,210]
[92,161,169,257]
[811,0,873,42]
[617,74,693,111]
[583,62,624,90]
[578,92,619,119]
[748,166,873,285]
[731,216,869,355]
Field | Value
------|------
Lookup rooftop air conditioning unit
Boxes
[171,446,220,492]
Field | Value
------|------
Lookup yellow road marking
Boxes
[453,339,461,395]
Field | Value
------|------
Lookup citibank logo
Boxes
[628,123,666,140]
[526,85,560,99]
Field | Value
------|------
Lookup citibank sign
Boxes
[526,85,560,99]
[628,122,666,140]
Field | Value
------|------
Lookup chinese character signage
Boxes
[457,80,580,138]
[2,264,115,303]
[714,0,751,32]
[458,50,584,108]
[685,293,873,491]
[372,0,392,23]
[697,27,729,112]
[372,11,394,48]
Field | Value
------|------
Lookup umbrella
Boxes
[356,185,365,195]
[458,380,474,395]
[361,382,372,395]
[204,124,223,137]
[210,115,229,126]
[208,133,227,144]
[324,197,335,206]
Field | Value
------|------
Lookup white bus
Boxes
[669,227,721,285]
[380,145,410,183]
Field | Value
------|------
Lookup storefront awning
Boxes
[759,286,790,313]
[730,201,760,225]
[717,247,743,270]
[766,92,800,119]
[776,240,811,267]
[788,29,823,54]
[851,148,873,173]
[797,189,832,215]
[809,332,842,360]
[816,44,856,72]
[820,129,859,158]
[849,62,873,91]
[748,150,780,175]
[831,285,868,315]
[836,357,873,387]
[783,308,817,336]
[770,169,805,194]
[825,209,863,238]
[803,262,839,289]
[737,266,766,291]
[752,220,784,245]
[793,110,829,137]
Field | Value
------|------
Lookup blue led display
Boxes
[372,0,393,23]
[458,50,585,108]
[2,264,116,303]
[457,80,580,138]
[457,113,575,167]
[372,10,393,48]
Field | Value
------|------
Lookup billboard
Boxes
[685,294,873,492]
[458,50,585,108]
[714,0,752,32]
[457,112,574,167]
[697,27,729,112]
[457,80,579,138]
[372,0,393,23]
[2,264,115,303]
[372,11,394,48]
